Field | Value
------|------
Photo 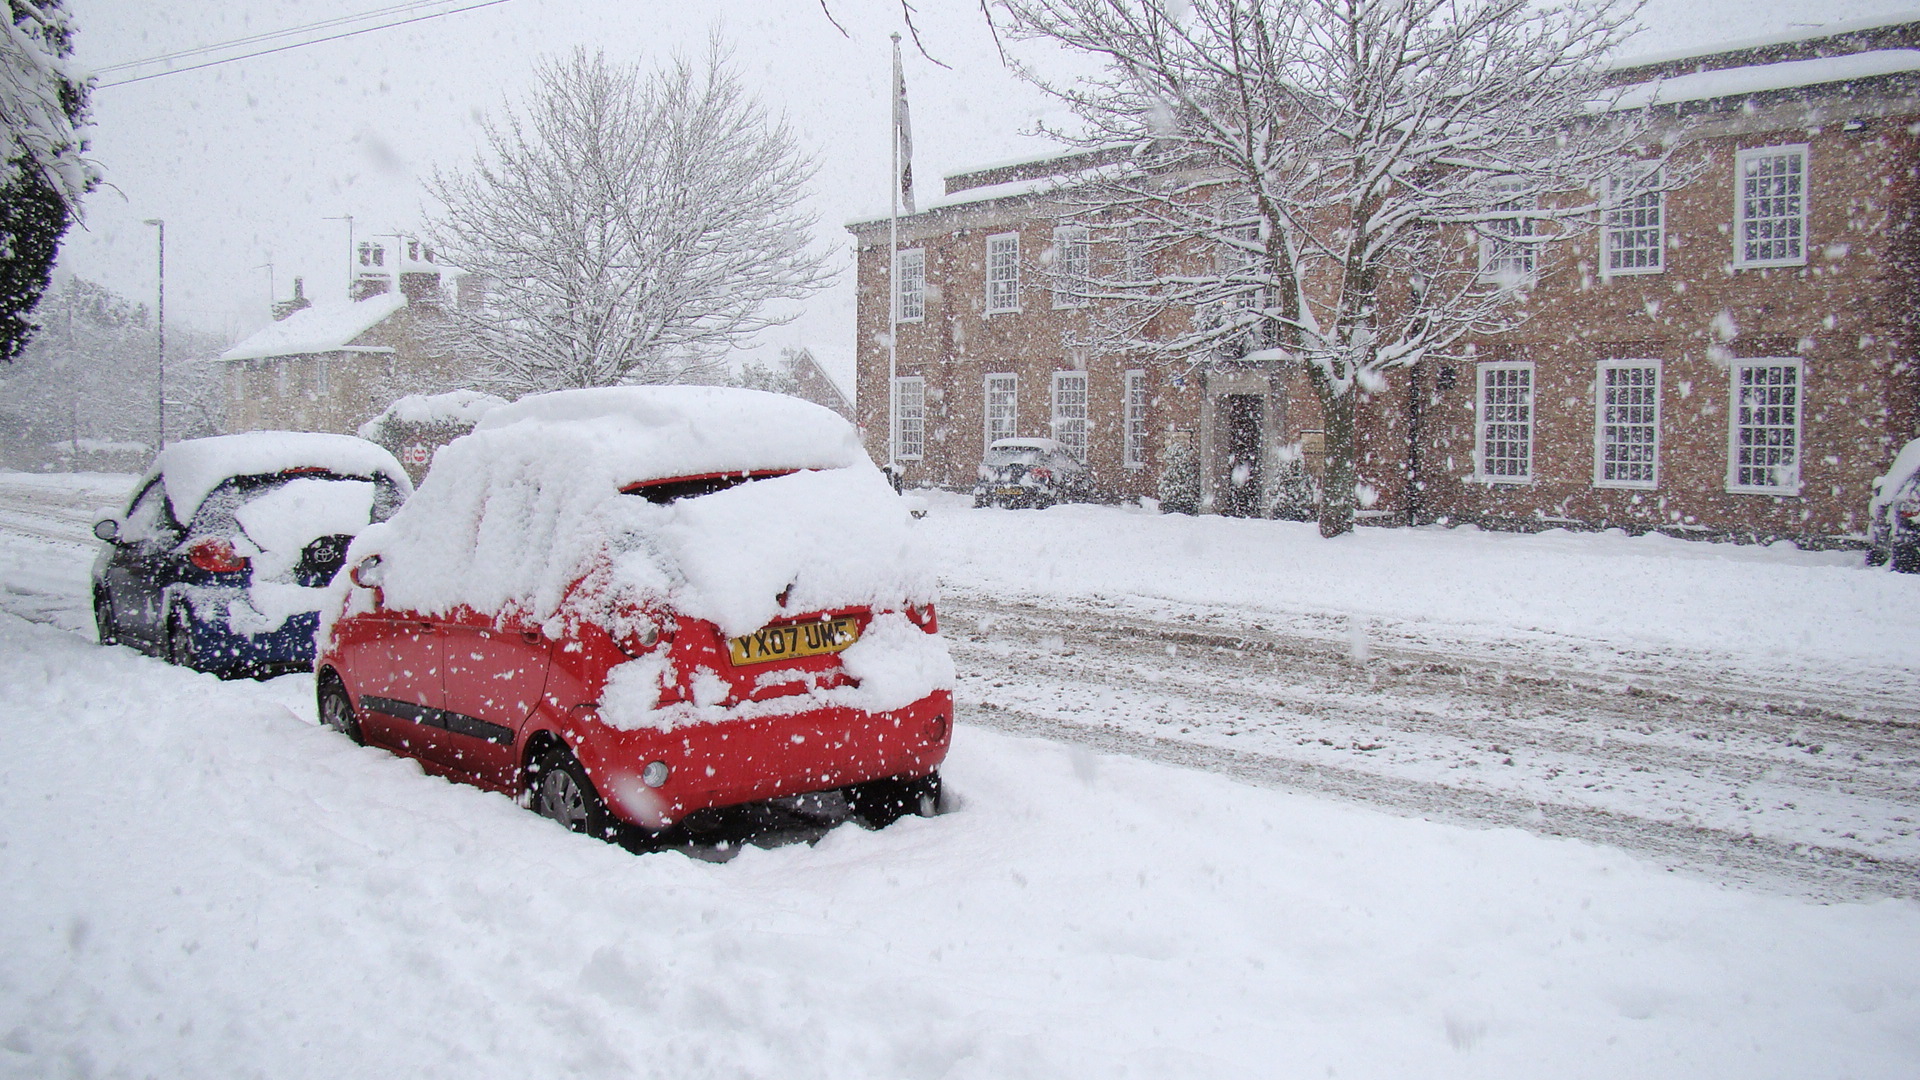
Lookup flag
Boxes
[893,35,915,214]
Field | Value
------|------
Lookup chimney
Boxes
[271,277,313,321]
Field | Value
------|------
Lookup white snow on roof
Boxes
[142,432,412,524]
[1611,49,1920,109]
[1615,13,1920,70]
[218,292,408,363]
[357,390,508,439]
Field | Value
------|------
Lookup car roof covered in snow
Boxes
[357,389,509,439]
[140,432,413,524]
[473,385,865,481]
[988,437,1069,453]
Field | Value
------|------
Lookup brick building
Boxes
[220,237,480,437]
[848,20,1920,543]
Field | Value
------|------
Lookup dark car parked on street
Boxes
[972,438,1092,509]
[92,433,411,676]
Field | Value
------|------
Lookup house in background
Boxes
[849,18,1920,544]
[220,237,480,437]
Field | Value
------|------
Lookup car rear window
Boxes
[984,447,1046,466]
[191,471,405,539]
[622,470,797,505]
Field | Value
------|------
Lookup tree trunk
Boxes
[1317,382,1357,538]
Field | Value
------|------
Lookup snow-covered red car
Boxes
[91,433,412,677]
[315,386,954,844]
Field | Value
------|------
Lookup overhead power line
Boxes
[97,0,519,88]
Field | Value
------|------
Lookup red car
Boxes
[315,386,953,844]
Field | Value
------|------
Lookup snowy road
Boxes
[2,472,1918,1078]
[5,473,1918,899]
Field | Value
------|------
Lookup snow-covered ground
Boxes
[2,473,1918,1077]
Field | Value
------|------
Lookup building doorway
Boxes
[1220,393,1263,517]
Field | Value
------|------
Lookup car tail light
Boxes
[1030,467,1052,482]
[186,537,249,574]
[1898,491,1920,524]
[906,603,938,633]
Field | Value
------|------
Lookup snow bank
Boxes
[139,433,411,525]
[360,387,931,632]
[217,292,407,362]
[0,611,1915,1079]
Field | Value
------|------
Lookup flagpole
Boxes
[887,32,901,475]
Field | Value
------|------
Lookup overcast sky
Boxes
[60,0,1920,390]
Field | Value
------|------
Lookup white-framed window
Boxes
[314,358,329,395]
[1475,360,1534,483]
[984,373,1017,447]
[892,375,924,461]
[1727,359,1802,494]
[896,248,925,322]
[1479,182,1536,287]
[1603,170,1664,276]
[1052,226,1090,308]
[274,361,289,397]
[1124,224,1152,283]
[1594,360,1660,489]
[1051,370,1088,462]
[1734,145,1807,268]
[1123,369,1148,469]
[986,232,1020,314]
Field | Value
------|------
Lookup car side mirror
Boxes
[349,554,386,589]
[93,518,120,543]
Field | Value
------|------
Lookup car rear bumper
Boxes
[573,689,954,829]
[184,606,322,674]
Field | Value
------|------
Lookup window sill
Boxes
[1472,474,1534,486]
[1732,257,1806,270]
[1593,478,1658,490]
[1123,461,1147,471]
[985,308,1022,317]
[1726,483,1802,497]
[1599,266,1664,279]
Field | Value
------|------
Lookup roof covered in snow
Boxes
[142,432,412,524]
[1612,49,1920,110]
[218,292,408,363]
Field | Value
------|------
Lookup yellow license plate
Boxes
[727,617,860,666]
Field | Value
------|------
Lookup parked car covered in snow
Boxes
[92,433,412,676]
[1867,437,1920,572]
[315,386,953,844]
[972,437,1092,509]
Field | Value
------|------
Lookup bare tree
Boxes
[428,45,831,393]
[999,0,1657,536]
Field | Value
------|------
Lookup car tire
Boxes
[528,746,619,841]
[316,677,364,745]
[167,611,202,672]
[1867,545,1889,567]
[1893,541,1920,575]
[94,591,118,646]
[846,771,942,829]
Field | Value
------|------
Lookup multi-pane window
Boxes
[896,248,925,322]
[1604,171,1664,275]
[985,373,1017,446]
[1051,371,1088,462]
[1052,226,1090,308]
[1480,183,1535,286]
[1476,361,1534,482]
[1595,361,1660,488]
[986,233,1020,313]
[892,375,924,461]
[1735,145,1807,267]
[1729,360,1802,493]
[1124,224,1152,283]
[1123,369,1148,468]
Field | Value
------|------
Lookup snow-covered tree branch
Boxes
[1,0,99,363]
[1001,0,1659,536]
[428,44,831,393]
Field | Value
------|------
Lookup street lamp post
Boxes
[324,214,354,296]
[142,218,166,451]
